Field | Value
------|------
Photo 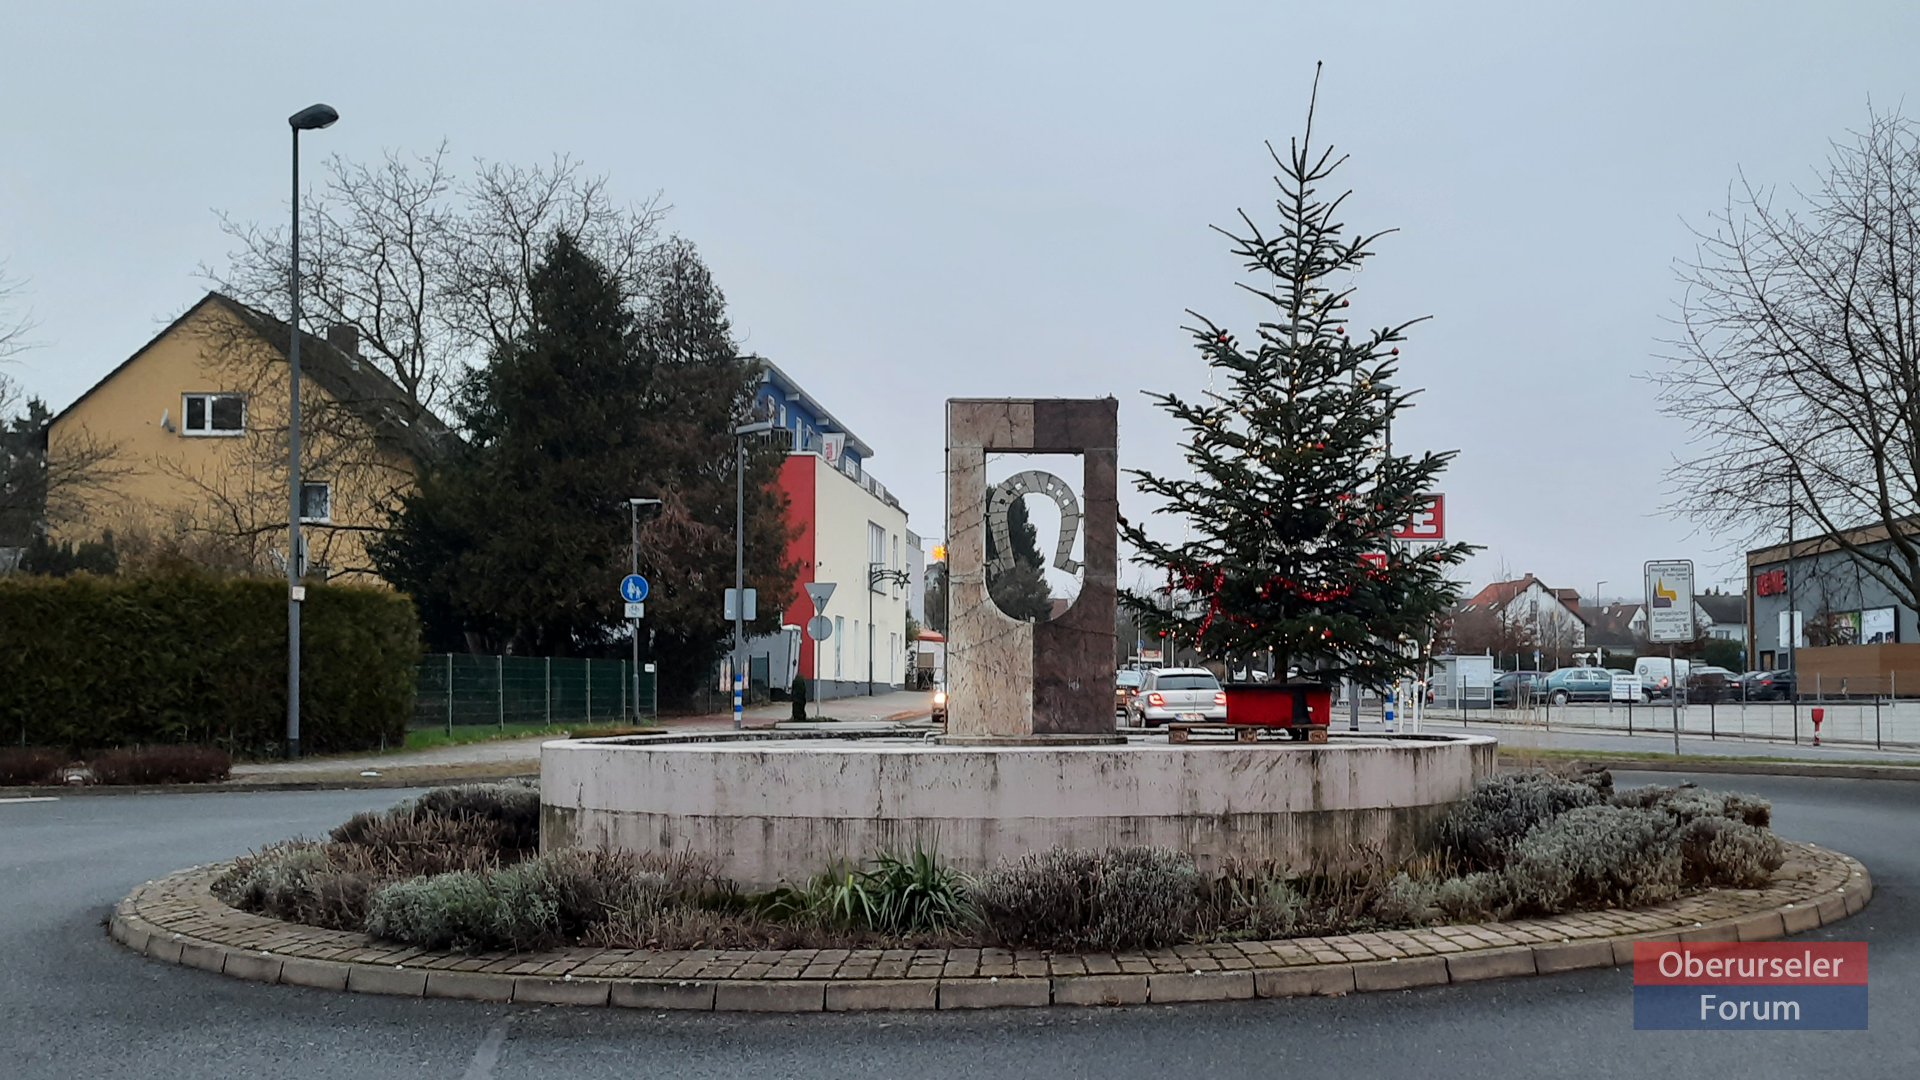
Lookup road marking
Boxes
[461,1018,511,1080]
[0,797,58,804]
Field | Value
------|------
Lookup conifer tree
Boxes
[987,493,1054,623]
[1122,73,1474,687]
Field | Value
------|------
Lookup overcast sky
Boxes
[3,1,1915,602]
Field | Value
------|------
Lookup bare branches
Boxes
[204,148,668,419]
[1658,108,1920,611]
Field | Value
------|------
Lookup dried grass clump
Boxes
[974,846,1197,951]
[89,745,230,785]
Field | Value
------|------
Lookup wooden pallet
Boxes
[1166,723,1328,744]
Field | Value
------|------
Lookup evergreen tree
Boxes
[1121,77,1474,688]
[987,492,1054,622]
[373,233,796,702]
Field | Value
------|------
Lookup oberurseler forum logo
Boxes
[1634,942,1868,1030]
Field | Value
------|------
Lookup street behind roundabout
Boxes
[1,773,1913,1080]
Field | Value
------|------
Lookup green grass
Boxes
[403,721,662,751]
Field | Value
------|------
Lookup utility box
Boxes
[1224,680,1332,738]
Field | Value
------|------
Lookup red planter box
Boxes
[1224,682,1332,729]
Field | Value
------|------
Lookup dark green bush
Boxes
[0,573,418,754]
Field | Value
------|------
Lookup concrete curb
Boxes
[109,844,1873,1014]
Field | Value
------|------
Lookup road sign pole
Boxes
[734,438,745,731]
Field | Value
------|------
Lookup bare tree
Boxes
[2,264,127,549]
[205,148,667,418]
[1658,109,1920,612]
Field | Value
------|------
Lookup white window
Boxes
[299,481,332,523]
[869,522,886,589]
[182,393,245,435]
[890,632,898,684]
[892,534,900,570]
[834,616,844,677]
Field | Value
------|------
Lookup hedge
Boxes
[0,574,419,755]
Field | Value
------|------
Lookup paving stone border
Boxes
[108,842,1872,1012]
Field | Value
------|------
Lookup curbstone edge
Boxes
[1352,957,1449,992]
[1052,974,1149,1006]
[1447,947,1536,983]
[825,979,938,1011]
[609,980,716,1011]
[1147,971,1254,1003]
[938,978,1050,1010]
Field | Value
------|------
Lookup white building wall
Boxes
[808,454,911,697]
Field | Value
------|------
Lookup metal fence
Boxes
[1396,698,1920,751]
[411,654,657,732]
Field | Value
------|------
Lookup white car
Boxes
[1127,667,1228,726]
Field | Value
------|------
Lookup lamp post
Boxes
[285,102,338,761]
[628,498,662,719]
[733,421,774,729]
[868,564,910,696]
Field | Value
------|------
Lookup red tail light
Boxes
[1214,691,1227,705]
[1148,692,1165,707]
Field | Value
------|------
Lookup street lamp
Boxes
[629,497,662,719]
[285,102,337,761]
[868,563,910,696]
[733,420,774,729]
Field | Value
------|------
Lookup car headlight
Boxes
[933,690,947,705]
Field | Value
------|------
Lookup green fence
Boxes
[412,654,657,731]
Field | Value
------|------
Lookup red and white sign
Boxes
[1755,568,1786,597]
[1391,494,1446,541]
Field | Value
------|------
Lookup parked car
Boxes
[1742,669,1797,701]
[1543,666,1615,705]
[1492,671,1547,707]
[1127,667,1227,726]
[1685,666,1742,704]
[1115,669,1145,715]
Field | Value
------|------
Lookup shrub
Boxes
[804,847,972,935]
[0,747,65,786]
[1433,871,1513,922]
[0,573,417,755]
[364,847,680,953]
[1612,784,1771,828]
[1676,816,1785,888]
[1438,773,1604,870]
[974,846,1197,951]
[1202,863,1308,939]
[1506,805,1683,913]
[88,745,230,785]
[1370,872,1440,926]
[214,841,375,931]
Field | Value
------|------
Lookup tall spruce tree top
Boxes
[1121,73,1473,688]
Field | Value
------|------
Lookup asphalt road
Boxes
[1,773,1915,1080]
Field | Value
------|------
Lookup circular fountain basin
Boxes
[540,732,1497,889]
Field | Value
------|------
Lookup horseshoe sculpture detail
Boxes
[987,470,1083,577]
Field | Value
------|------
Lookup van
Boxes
[1634,657,1691,699]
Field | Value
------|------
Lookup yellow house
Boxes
[46,292,451,581]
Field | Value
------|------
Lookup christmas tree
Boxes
[1122,71,1474,689]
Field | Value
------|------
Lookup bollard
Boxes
[1811,706,1825,746]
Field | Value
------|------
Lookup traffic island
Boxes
[108,841,1871,1012]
